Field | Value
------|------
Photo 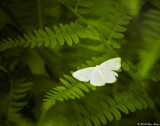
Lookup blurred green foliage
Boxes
[0,0,160,126]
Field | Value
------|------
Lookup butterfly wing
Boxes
[90,68,118,86]
[100,57,121,71]
[72,67,95,82]
[90,68,106,86]
[100,68,118,83]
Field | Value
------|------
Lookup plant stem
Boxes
[62,3,86,23]
[75,0,80,12]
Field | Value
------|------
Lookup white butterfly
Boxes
[72,57,121,86]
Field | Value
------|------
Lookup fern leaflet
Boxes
[102,5,132,48]
[0,22,99,51]
[138,8,160,78]
[69,91,154,126]
[7,81,33,122]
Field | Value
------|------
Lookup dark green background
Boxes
[0,0,160,126]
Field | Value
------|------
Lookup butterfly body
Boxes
[72,57,121,86]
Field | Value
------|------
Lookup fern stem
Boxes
[99,33,117,56]
[75,0,80,12]
[63,3,86,23]
[37,0,43,27]
[107,13,126,45]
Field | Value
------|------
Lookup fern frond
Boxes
[7,82,33,122]
[138,9,160,78]
[75,0,92,15]
[41,54,129,120]
[69,91,154,126]
[148,64,160,82]
[0,22,99,51]
[42,55,109,115]
[64,0,92,15]
[41,55,108,119]
[151,0,160,9]
[41,55,109,117]
[41,75,95,119]
[121,0,144,15]
[102,5,132,48]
